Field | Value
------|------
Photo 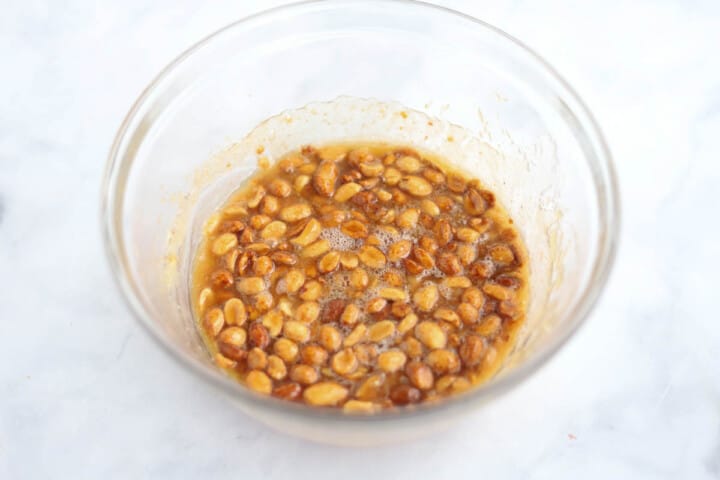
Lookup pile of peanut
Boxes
[193,144,527,412]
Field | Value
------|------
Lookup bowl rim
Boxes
[101,0,620,422]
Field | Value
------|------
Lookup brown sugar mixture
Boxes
[192,144,528,413]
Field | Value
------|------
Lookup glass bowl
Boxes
[101,0,619,445]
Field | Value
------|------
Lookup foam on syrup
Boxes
[320,227,360,251]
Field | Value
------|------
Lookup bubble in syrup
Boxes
[320,227,358,251]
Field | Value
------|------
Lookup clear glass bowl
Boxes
[101,0,619,445]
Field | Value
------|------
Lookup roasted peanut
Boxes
[248,323,270,349]
[406,362,434,390]
[331,348,358,375]
[260,220,287,240]
[290,364,319,385]
[236,277,266,295]
[266,355,288,380]
[415,321,446,349]
[204,308,225,337]
[246,370,272,394]
[399,176,433,196]
[420,199,440,216]
[350,268,369,289]
[283,321,310,343]
[343,400,376,414]
[291,218,322,246]
[462,287,485,309]
[301,239,330,258]
[212,233,238,256]
[299,280,323,301]
[318,251,340,273]
[434,308,461,327]
[358,246,386,269]
[377,350,407,373]
[280,203,313,223]
[267,178,292,198]
[334,182,363,202]
[489,244,515,264]
[426,349,460,374]
[457,302,479,324]
[396,155,422,173]
[436,253,462,275]
[247,347,268,370]
[343,324,367,347]
[313,160,338,197]
[387,240,412,262]
[341,220,368,239]
[368,320,396,342]
[301,345,329,366]
[366,297,387,314]
[296,301,320,324]
[273,382,301,400]
[459,335,485,366]
[475,314,502,337]
[303,382,348,406]
[224,298,247,326]
[340,303,361,326]
[274,338,299,363]
[378,287,408,301]
[412,284,439,312]
[261,309,283,337]
[443,276,472,289]
[319,325,342,352]
[482,283,513,300]
[340,252,359,269]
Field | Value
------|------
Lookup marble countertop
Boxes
[1,0,719,478]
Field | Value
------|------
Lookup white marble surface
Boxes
[1,0,719,478]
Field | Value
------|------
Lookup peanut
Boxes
[331,348,358,375]
[303,382,348,406]
[340,252,359,269]
[413,284,439,312]
[368,320,396,342]
[312,160,338,197]
[267,178,292,198]
[290,364,319,385]
[398,313,419,334]
[343,324,367,347]
[406,362,434,390]
[399,176,433,196]
[204,308,225,337]
[236,277,266,295]
[246,370,272,394]
[387,240,412,261]
[266,355,287,380]
[274,338,299,363]
[334,182,363,202]
[301,345,329,366]
[260,220,287,240]
[317,251,340,273]
[319,325,342,352]
[296,301,320,324]
[283,321,310,343]
[377,350,407,372]
[415,321,446,349]
[340,303,361,326]
[301,239,330,258]
[223,298,247,326]
[212,233,238,256]
[291,218,322,246]
[280,203,313,223]
[358,245,386,269]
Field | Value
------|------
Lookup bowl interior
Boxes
[104,0,618,437]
